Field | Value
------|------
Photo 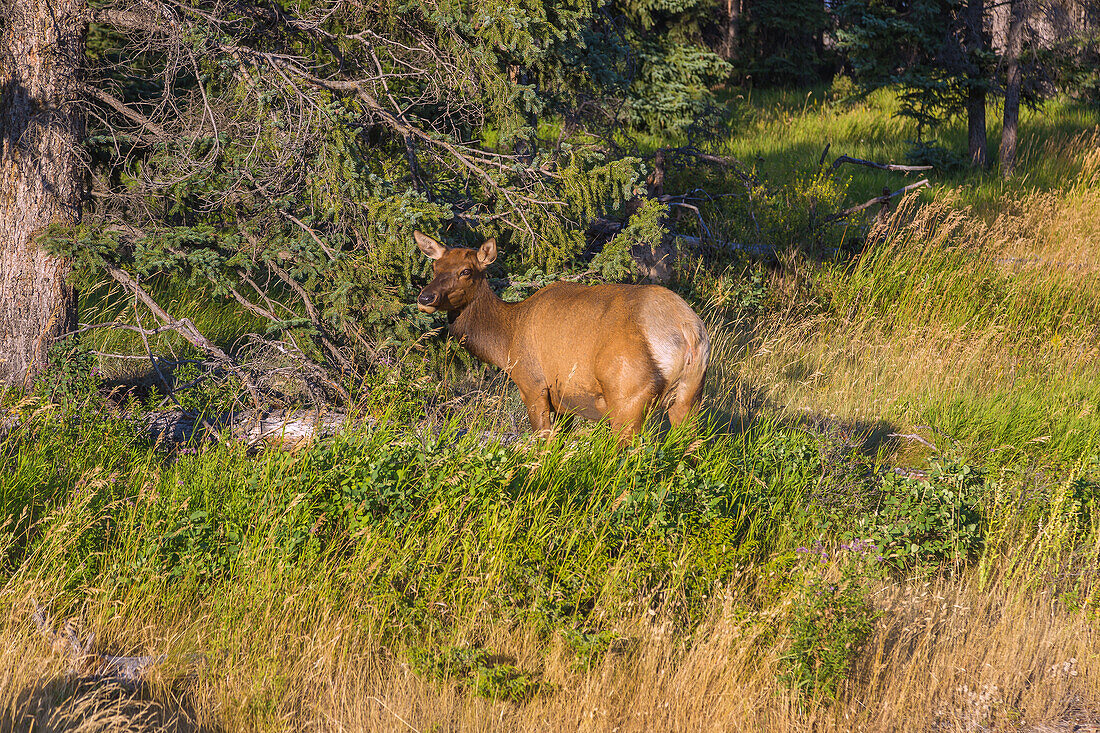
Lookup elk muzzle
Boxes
[417,288,440,313]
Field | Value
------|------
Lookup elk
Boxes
[414,231,709,442]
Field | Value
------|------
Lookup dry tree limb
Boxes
[32,605,165,688]
[830,155,933,174]
[101,263,263,408]
[819,179,931,225]
[79,83,168,140]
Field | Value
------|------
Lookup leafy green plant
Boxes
[406,644,543,703]
[734,270,770,313]
[781,540,880,702]
[850,460,985,568]
[35,338,99,404]
[828,73,859,107]
[561,628,630,672]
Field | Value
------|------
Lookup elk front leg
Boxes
[520,384,553,436]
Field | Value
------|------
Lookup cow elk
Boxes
[414,231,710,442]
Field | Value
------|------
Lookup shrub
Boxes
[406,644,543,703]
[35,338,99,405]
[848,459,985,569]
[781,540,881,702]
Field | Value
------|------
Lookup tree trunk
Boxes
[1000,0,1026,177]
[0,0,86,389]
[965,0,988,168]
[719,0,741,61]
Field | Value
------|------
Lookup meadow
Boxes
[2,89,1099,732]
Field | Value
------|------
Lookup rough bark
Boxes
[965,0,988,168]
[719,0,741,61]
[0,0,86,388]
[1000,0,1026,177]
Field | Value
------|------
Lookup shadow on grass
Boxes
[702,379,902,459]
[1,677,220,733]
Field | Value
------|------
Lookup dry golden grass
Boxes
[0,569,1095,733]
[6,121,1100,733]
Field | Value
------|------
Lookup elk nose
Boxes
[417,290,438,307]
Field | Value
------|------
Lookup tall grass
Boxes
[712,130,1100,465]
[718,85,1098,205]
[0,393,1097,731]
[3,90,1099,731]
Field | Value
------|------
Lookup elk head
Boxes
[414,231,497,314]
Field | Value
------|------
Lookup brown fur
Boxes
[414,231,709,442]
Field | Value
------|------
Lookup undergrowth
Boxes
[0,88,1097,731]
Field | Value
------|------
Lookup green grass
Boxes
[718,84,1098,206]
[4,86,1100,730]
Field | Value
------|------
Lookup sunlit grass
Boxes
[4,87,1100,731]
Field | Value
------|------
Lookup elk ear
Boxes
[414,230,447,260]
[477,238,497,268]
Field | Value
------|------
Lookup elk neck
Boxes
[448,277,516,370]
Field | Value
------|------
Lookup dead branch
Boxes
[819,179,931,225]
[32,605,165,688]
[79,83,168,140]
[830,155,933,174]
[102,263,263,407]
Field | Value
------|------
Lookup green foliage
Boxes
[782,540,881,701]
[613,0,732,133]
[738,0,832,85]
[59,0,734,373]
[733,269,770,312]
[624,40,732,133]
[406,645,544,702]
[725,169,851,253]
[827,73,859,106]
[834,0,978,139]
[35,338,100,405]
[561,628,628,671]
[846,460,985,569]
[591,197,669,279]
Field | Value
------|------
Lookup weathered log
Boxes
[32,605,165,688]
[145,408,351,448]
[830,155,933,174]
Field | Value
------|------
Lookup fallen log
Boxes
[830,154,933,174]
[32,605,165,689]
[145,408,351,448]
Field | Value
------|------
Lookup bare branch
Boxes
[830,155,934,174]
[101,263,263,407]
[79,83,168,139]
[819,179,932,225]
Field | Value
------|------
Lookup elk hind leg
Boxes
[606,382,659,445]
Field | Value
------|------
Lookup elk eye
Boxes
[460,268,472,278]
